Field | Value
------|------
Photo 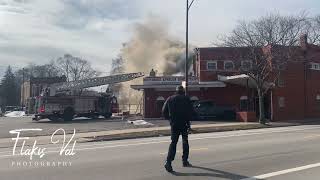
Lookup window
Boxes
[201,101,215,107]
[317,95,320,111]
[278,97,285,108]
[224,61,234,70]
[309,63,320,71]
[277,73,285,87]
[241,60,252,70]
[156,96,165,101]
[156,96,165,115]
[207,61,217,71]
[240,96,249,111]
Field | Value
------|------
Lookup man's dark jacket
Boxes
[162,94,194,128]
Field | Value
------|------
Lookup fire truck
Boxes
[32,73,144,121]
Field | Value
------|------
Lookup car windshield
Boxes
[201,101,214,106]
[196,101,215,107]
[5,106,19,111]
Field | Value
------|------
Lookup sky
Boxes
[0,0,319,75]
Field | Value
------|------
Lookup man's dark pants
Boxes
[166,125,189,162]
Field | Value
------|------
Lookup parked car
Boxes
[193,100,236,120]
[4,106,21,114]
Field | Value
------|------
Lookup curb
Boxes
[82,123,297,142]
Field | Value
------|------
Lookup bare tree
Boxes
[305,15,320,45]
[55,54,99,82]
[218,13,306,124]
[219,13,307,47]
[15,62,60,82]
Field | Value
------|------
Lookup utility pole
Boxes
[185,0,195,95]
[22,68,25,107]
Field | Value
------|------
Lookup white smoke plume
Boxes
[116,15,194,106]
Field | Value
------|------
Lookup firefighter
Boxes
[162,85,194,172]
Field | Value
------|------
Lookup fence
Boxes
[117,104,144,115]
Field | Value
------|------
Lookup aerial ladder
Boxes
[47,72,144,96]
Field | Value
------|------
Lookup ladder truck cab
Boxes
[32,73,143,121]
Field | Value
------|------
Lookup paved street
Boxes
[0,116,225,138]
[1,125,320,179]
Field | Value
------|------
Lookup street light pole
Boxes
[185,0,195,96]
[22,68,25,107]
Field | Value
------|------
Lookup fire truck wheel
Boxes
[48,116,59,121]
[63,107,74,121]
[103,113,112,119]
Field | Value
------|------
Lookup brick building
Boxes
[21,76,66,106]
[131,35,320,121]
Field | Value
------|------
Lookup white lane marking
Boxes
[303,134,320,140]
[0,151,11,154]
[1,126,320,158]
[242,162,320,180]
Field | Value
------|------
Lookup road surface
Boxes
[1,125,320,179]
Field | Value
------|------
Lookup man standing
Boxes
[162,85,194,172]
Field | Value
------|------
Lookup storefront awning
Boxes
[217,74,274,89]
[131,81,226,91]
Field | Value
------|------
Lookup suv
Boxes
[193,100,236,120]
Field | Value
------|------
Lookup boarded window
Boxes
[278,97,285,108]
[277,73,285,87]
[317,95,320,111]
[241,60,252,71]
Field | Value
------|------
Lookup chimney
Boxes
[300,34,308,50]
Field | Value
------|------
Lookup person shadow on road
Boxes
[170,165,251,180]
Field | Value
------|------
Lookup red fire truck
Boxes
[32,73,143,121]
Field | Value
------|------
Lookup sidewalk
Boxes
[0,121,300,149]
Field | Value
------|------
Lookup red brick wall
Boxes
[197,46,320,121]
[271,47,320,120]
[306,72,320,117]
[272,61,306,121]
[305,48,320,118]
